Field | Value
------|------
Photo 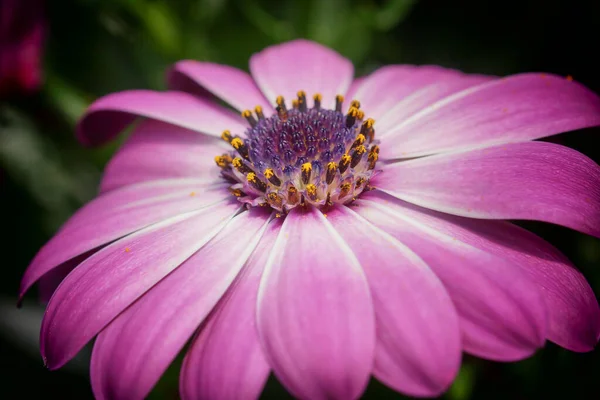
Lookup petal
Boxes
[167,61,273,114]
[327,206,461,397]
[179,218,280,400]
[99,119,229,192]
[380,73,600,158]
[20,180,229,300]
[257,207,375,400]
[355,194,548,361]
[249,39,354,110]
[376,141,600,238]
[362,191,600,352]
[76,90,247,146]
[351,65,491,131]
[344,76,365,103]
[40,201,240,369]
[91,209,270,400]
[374,70,492,135]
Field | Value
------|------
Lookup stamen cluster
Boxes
[215,91,380,213]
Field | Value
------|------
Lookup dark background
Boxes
[1,0,599,398]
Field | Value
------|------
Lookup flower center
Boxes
[214,91,379,213]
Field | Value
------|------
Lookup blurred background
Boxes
[1,0,599,398]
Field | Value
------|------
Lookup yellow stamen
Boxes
[305,184,318,201]
[326,162,337,184]
[339,154,352,174]
[231,137,243,149]
[221,130,232,143]
[301,162,312,184]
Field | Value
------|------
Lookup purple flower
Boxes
[0,0,45,96]
[20,40,600,399]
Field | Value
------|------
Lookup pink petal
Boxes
[91,209,271,400]
[179,218,280,400]
[351,65,490,132]
[374,70,492,135]
[256,207,375,400]
[76,90,247,146]
[327,206,461,397]
[355,194,548,361]
[20,180,229,300]
[40,201,240,369]
[167,61,273,114]
[99,119,229,192]
[363,191,600,352]
[344,76,365,102]
[249,39,354,110]
[375,141,600,238]
[380,73,600,158]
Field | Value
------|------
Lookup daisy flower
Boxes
[20,40,600,400]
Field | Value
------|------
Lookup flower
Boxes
[0,0,45,97]
[20,40,600,400]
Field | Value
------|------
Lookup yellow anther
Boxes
[267,192,283,209]
[264,168,281,186]
[361,118,376,141]
[232,157,252,174]
[350,100,361,109]
[297,90,306,98]
[276,95,285,107]
[214,155,226,167]
[347,106,359,117]
[229,188,243,197]
[350,145,367,168]
[242,110,257,127]
[313,93,322,109]
[301,162,313,184]
[352,134,366,148]
[292,99,299,109]
[221,130,232,143]
[368,151,379,170]
[335,94,344,112]
[231,137,244,150]
[247,172,268,192]
[356,110,365,120]
[255,105,265,119]
[305,184,318,200]
[287,185,300,204]
[326,161,337,185]
[214,154,232,168]
[339,182,352,198]
[355,145,367,155]
[339,154,352,174]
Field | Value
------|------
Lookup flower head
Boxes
[0,0,45,97]
[21,40,600,400]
